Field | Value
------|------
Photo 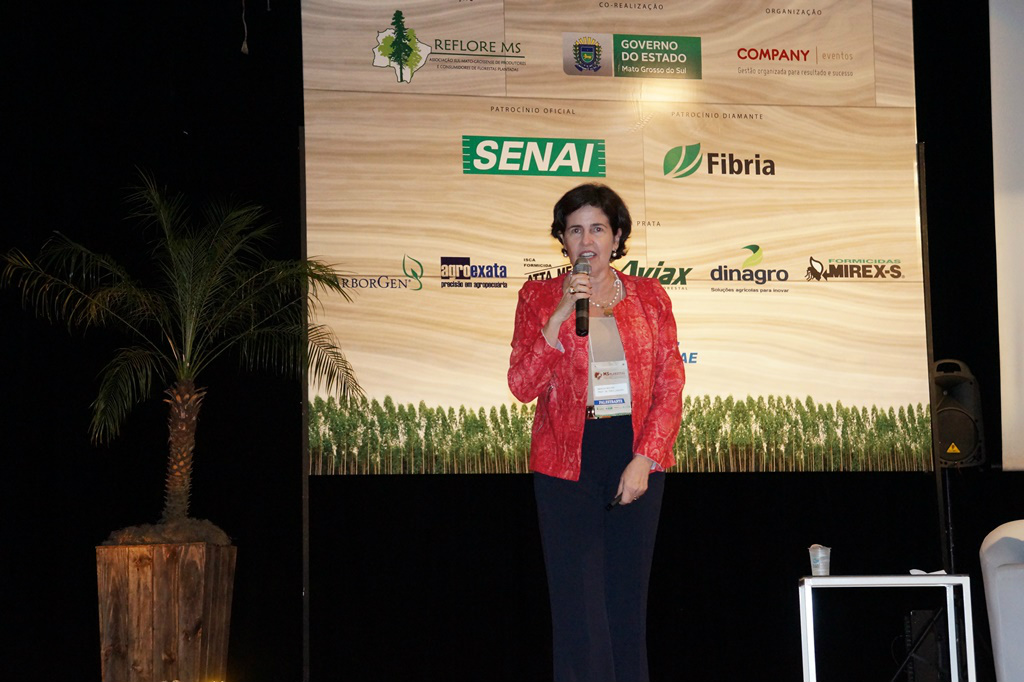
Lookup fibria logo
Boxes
[663,143,776,178]
[711,245,789,285]
[663,143,702,178]
[805,256,903,281]
[372,11,432,83]
[463,136,606,176]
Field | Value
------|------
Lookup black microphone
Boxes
[573,256,591,337]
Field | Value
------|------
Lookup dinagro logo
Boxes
[372,10,432,83]
[463,136,606,176]
[664,142,775,178]
[710,245,789,285]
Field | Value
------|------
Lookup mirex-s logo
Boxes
[663,143,702,178]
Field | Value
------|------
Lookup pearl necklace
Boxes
[590,270,622,311]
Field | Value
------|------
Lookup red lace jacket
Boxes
[508,271,686,480]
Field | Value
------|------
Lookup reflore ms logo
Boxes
[664,143,776,177]
[372,10,431,83]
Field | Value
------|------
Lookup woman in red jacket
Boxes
[508,184,685,682]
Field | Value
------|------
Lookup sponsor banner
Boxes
[303,1,912,107]
[302,1,929,473]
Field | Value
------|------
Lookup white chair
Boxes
[980,520,1024,682]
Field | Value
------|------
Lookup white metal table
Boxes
[798,575,976,682]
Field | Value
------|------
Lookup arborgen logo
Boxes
[372,10,432,83]
[664,143,776,177]
[402,255,424,290]
[463,136,606,176]
[339,255,424,291]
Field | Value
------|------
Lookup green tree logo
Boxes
[373,10,430,83]
[663,143,703,178]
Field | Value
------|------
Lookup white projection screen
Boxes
[991,0,1023,470]
[301,0,935,474]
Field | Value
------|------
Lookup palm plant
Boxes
[2,174,361,542]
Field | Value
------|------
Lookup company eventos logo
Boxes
[462,136,606,176]
[737,48,811,62]
[664,143,776,178]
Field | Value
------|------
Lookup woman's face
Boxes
[562,204,621,270]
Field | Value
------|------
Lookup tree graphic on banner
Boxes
[380,11,415,83]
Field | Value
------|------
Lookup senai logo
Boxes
[664,143,776,178]
[710,245,789,284]
[663,143,702,178]
[463,136,606,176]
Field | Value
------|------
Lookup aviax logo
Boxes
[663,143,776,178]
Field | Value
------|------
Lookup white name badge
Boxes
[592,360,632,417]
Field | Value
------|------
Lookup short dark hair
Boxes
[550,183,631,261]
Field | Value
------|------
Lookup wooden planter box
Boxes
[96,543,237,682]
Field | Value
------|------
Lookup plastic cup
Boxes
[808,544,831,576]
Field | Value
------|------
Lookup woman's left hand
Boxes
[616,456,651,504]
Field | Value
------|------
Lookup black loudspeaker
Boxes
[931,359,985,467]
[903,610,949,682]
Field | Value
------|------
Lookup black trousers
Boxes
[534,415,665,682]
